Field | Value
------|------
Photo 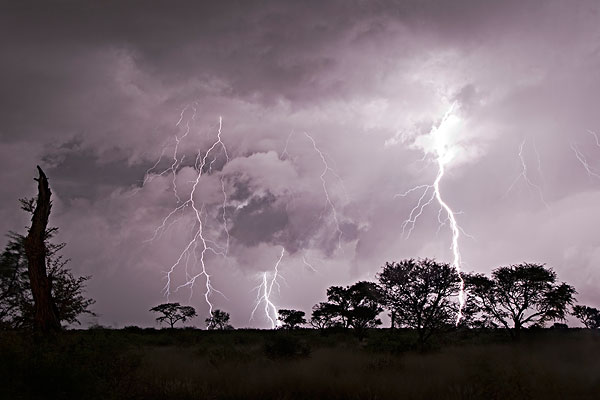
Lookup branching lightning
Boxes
[250,247,285,329]
[144,110,231,313]
[396,103,466,323]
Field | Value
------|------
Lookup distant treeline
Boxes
[149,258,599,349]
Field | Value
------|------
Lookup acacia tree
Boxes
[310,303,339,329]
[314,281,383,338]
[572,305,600,329]
[205,309,233,330]
[465,263,576,339]
[377,258,461,348]
[150,302,197,328]
[278,309,306,329]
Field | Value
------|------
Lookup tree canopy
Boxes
[465,263,576,338]
[313,281,383,338]
[278,309,306,329]
[377,258,461,347]
[572,305,600,329]
[205,309,233,330]
[1,222,94,329]
[150,302,197,328]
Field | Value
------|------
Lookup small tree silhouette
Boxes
[150,302,196,328]
[205,309,233,330]
[314,281,383,339]
[278,309,306,329]
[573,305,600,328]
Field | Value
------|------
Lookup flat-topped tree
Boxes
[150,302,197,328]
[278,309,306,329]
[465,263,576,339]
[313,281,383,339]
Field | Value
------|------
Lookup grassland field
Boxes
[1,327,599,400]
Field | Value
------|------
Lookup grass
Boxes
[1,328,599,399]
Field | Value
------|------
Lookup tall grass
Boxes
[2,328,599,399]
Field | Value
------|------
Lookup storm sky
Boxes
[1,0,599,328]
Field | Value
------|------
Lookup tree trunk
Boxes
[24,166,61,333]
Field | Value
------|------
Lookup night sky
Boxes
[1,0,599,328]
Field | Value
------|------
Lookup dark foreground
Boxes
[1,328,599,400]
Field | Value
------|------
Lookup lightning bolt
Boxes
[144,111,231,313]
[396,103,466,324]
[571,130,600,179]
[250,247,285,329]
[505,137,550,209]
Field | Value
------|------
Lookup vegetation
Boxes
[0,169,94,330]
[205,309,233,330]
[2,169,598,398]
[150,303,197,328]
[377,258,460,348]
[313,281,383,339]
[573,305,600,329]
[2,328,600,400]
[465,263,576,339]
[278,309,306,329]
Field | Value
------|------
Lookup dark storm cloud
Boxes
[229,191,289,247]
[1,0,599,327]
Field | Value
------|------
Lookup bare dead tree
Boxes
[23,166,61,332]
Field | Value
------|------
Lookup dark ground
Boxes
[1,327,599,400]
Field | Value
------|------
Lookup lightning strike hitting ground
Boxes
[505,137,549,209]
[250,247,285,329]
[144,111,231,313]
[571,130,600,179]
[396,103,466,323]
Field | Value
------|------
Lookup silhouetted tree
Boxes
[278,309,306,329]
[205,309,233,330]
[0,167,94,331]
[150,302,197,328]
[310,302,340,329]
[0,230,95,329]
[316,281,383,338]
[465,263,576,339]
[345,281,383,339]
[23,167,61,332]
[322,285,352,328]
[572,305,600,329]
[378,258,461,348]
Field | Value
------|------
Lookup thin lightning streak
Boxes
[505,138,549,209]
[571,129,600,179]
[250,247,285,329]
[303,132,344,249]
[587,129,600,146]
[302,254,317,273]
[571,142,600,178]
[396,103,466,324]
